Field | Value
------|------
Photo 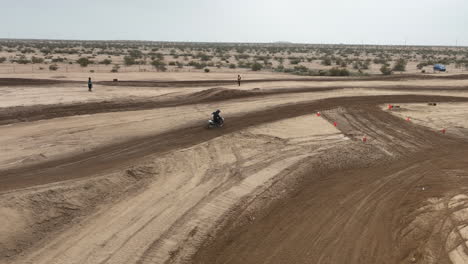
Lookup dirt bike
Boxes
[207,117,224,128]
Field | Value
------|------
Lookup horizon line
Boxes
[0,38,466,49]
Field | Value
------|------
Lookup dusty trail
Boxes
[2,74,467,87]
[193,104,468,264]
[2,85,468,126]
[1,94,467,193]
[193,149,468,264]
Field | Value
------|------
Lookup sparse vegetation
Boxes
[111,64,120,73]
[392,58,407,72]
[328,67,350,76]
[77,57,93,67]
[0,39,466,75]
[380,65,393,75]
[31,56,44,64]
[49,64,59,71]
[251,62,263,71]
[151,60,167,72]
[99,59,112,65]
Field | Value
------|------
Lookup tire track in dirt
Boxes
[192,103,468,264]
[2,74,468,87]
[2,85,468,126]
[1,95,467,193]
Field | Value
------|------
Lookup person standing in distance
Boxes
[88,77,93,92]
[237,75,241,86]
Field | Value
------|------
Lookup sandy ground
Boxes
[1,115,347,264]
[2,74,468,264]
[385,103,468,138]
[2,88,468,171]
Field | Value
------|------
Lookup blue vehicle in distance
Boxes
[433,64,446,72]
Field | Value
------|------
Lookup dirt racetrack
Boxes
[2,75,468,264]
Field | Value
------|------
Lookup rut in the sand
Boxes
[193,104,468,264]
[1,94,467,192]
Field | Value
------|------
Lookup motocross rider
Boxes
[212,109,223,125]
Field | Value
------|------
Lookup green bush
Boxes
[251,62,263,71]
[229,63,236,69]
[380,65,393,75]
[204,68,210,73]
[128,49,143,58]
[321,57,332,66]
[151,60,167,72]
[52,57,65,63]
[16,57,31,64]
[0,57,6,63]
[123,56,136,66]
[99,59,112,65]
[289,59,301,65]
[392,58,407,72]
[49,64,59,71]
[31,56,44,64]
[77,57,92,67]
[328,67,350,76]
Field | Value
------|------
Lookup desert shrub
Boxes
[77,57,92,67]
[321,57,332,66]
[380,65,393,75]
[289,59,301,65]
[20,48,35,54]
[229,63,236,69]
[15,57,31,64]
[0,57,6,63]
[128,49,143,58]
[168,61,176,66]
[31,56,44,64]
[111,64,120,73]
[251,62,263,71]
[275,65,285,72]
[52,57,65,63]
[49,64,59,71]
[123,56,136,66]
[188,61,206,69]
[373,58,387,64]
[154,53,164,60]
[151,60,167,72]
[392,58,407,72]
[90,70,95,73]
[196,53,211,61]
[99,59,112,65]
[235,54,250,60]
[204,68,210,73]
[328,67,350,76]
[176,61,184,68]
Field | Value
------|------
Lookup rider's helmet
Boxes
[216,109,221,114]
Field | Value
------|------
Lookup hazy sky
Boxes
[2,0,467,46]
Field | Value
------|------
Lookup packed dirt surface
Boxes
[1,74,468,264]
